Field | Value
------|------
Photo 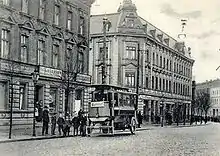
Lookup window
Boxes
[19,84,26,110]
[170,61,172,71]
[22,0,28,13]
[125,73,135,87]
[79,16,85,35]
[99,47,108,60]
[50,88,57,111]
[169,80,171,92]
[166,59,169,70]
[39,0,46,20]
[52,44,59,68]
[78,52,84,73]
[1,29,10,58]
[146,76,149,88]
[67,11,72,30]
[163,79,165,91]
[146,50,149,62]
[54,5,60,25]
[153,52,155,64]
[155,77,158,90]
[37,40,45,65]
[156,54,158,66]
[126,46,136,59]
[20,35,28,63]
[160,56,162,67]
[159,78,162,90]
[2,0,9,6]
[152,76,154,89]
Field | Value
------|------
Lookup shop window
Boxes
[49,88,57,111]
[19,84,26,110]
[0,82,6,110]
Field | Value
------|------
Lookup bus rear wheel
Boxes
[130,117,136,134]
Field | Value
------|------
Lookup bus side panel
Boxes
[89,102,111,117]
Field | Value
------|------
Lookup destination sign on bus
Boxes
[91,101,105,108]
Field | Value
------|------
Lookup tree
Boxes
[195,91,212,124]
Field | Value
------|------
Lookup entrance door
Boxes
[0,82,6,110]
[36,86,44,105]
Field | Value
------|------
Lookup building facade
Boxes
[0,0,94,126]
[196,79,220,117]
[89,0,194,124]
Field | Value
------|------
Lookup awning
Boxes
[89,117,109,122]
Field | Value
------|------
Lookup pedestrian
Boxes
[36,100,43,122]
[78,109,84,121]
[57,113,65,135]
[80,113,87,137]
[51,113,57,135]
[63,115,71,137]
[137,111,143,128]
[42,106,49,136]
[72,113,80,136]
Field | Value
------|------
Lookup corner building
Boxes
[90,0,194,124]
[0,0,94,126]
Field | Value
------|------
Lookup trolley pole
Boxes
[102,17,108,84]
[135,43,140,111]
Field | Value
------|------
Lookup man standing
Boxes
[42,106,49,135]
[57,113,65,135]
[51,113,57,135]
[137,111,143,128]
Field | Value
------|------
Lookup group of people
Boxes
[39,106,87,137]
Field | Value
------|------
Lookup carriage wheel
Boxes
[130,117,136,134]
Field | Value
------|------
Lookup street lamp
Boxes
[31,67,39,137]
[160,99,164,127]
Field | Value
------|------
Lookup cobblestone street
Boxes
[0,123,219,156]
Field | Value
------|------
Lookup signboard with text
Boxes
[91,101,105,108]
[76,73,91,84]
[39,66,62,78]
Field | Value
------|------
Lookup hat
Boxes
[44,106,48,108]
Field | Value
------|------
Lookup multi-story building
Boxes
[196,79,220,117]
[0,0,94,126]
[89,0,194,124]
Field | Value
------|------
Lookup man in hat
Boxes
[42,106,49,135]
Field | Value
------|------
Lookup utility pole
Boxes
[135,43,140,111]
[102,17,108,84]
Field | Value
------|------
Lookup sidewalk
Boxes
[0,122,211,144]
[137,121,211,131]
[0,123,75,144]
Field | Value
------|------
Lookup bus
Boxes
[86,84,137,136]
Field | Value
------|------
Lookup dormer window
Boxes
[22,0,29,14]
[2,0,9,6]
[54,4,60,25]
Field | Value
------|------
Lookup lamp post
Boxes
[160,99,164,127]
[31,67,39,137]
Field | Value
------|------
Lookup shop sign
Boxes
[39,66,62,78]
[0,62,35,75]
[91,101,105,108]
[76,73,91,84]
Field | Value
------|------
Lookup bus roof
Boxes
[90,84,130,91]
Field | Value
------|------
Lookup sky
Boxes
[91,0,220,83]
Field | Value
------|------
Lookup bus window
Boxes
[114,93,118,107]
